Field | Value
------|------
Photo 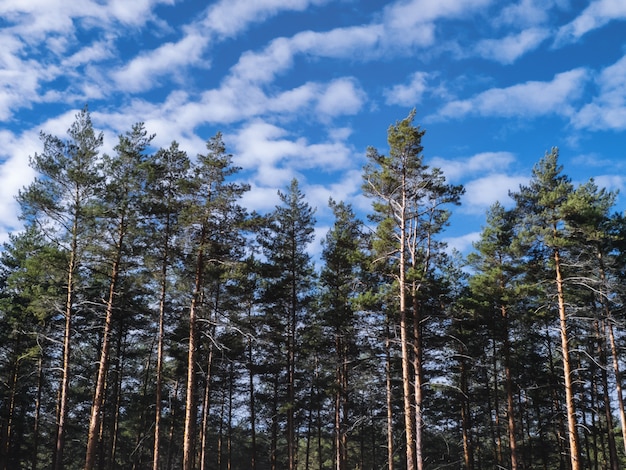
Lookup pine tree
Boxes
[362,110,463,470]
[319,199,365,470]
[257,178,316,470]
[467,202,521,469]
[511,148,581,470]
[144,141,191,470]
[17,106,103,470]
[180,133,249,470]
[84,122,154,470]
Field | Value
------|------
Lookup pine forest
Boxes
[3,106,626,470]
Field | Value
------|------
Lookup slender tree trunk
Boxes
[270,375,278,470]
[554,248,581,470]
[153,227,170,470]
[545,321,567,469]
[598,250,626,456]
[501,305,519,470]
[166,379,180,470]
[385,321,394,470]
[54,221,78,470]
[227,363,233,470]
[459,351,473,470]
[399,207,416,470]
[33,352,43,470]
[491,338,503,466]
[108,327,125,470]
[200,343,214,470]
[334,331,347,470]
[288,261,297,470]
[1,353,19,470]
[85,222,124,470]
[595,319,619,469]
[248,330,257,470]
[411,294,423,470]
[183,227,206,470]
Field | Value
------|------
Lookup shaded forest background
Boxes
[1,107,626,470]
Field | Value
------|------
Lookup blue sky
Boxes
[1,0,626,256]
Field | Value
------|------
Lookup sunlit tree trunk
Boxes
[183,226,205,470]
[385,321,394,470]
[554,248,581,470]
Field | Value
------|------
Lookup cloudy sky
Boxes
[1,0,626,255]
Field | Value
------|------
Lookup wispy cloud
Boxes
[432,68,589,121]
[474,28,549,64]
[384,72,430,106]
[572,54,626,131]
[555,0,626,46]
[463,173,528,213]
[430,151,526,214]
[431,152,517,181]
[111,33,209,92]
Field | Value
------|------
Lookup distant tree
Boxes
[318,199,364,470]
[467,202,521,470]
[257,178,316,470]
[0,227,61,470]
[143,141,191,470]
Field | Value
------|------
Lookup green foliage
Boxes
[2,111,626,470]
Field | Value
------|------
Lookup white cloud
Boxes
[384,72,430,106]
[555,0,626,46]
[231,120,355,180]
[383,0,492,30]
[305,169,364,214]
[433,68,589,120]
[203,0,330,38]
[443,231,481,254]
[431,152,516,182]
[593,174,626,194]
[463,173,528,213]
[475,28,549,64]
[111,33,209,92]
[0,0,172,41]
[0,129,40,240]
[496,0,552,27]
[572,54,626,130]
[315,78,365,118]
[63,40,115,68]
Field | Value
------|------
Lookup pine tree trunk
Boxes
[153,232,169,470]
[385,321,394,470]
[32,353,43,470]
[248,331,257,470]
[595,319,619,469]
[554,248,581,470]
[166,379,180,470]
[399,207,416,470]
[1,352,19,470]
[85,222,124,470]
[501,305,519,470]
[411,293,423,470]
[607,321,626,455]
[183,229,205,470]
[288,261,297,470]
[108,327,125,470]
[54,221,78,470]
[459,357,473,470]
[598,250,626,457]
[199,343,214,470]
